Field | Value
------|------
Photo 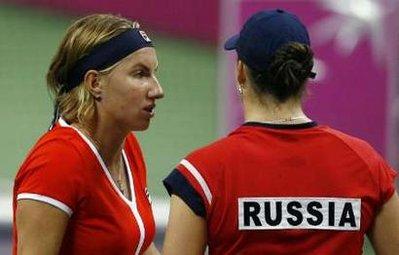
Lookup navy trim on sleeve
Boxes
[163,169,206,217]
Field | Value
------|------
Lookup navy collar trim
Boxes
[243,121,318,130]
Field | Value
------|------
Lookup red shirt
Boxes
[13,119,155,255]
[165,122,397,255]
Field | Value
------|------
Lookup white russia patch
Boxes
[238,197,361,231]
[139,30,151,42]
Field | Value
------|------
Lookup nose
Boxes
[148,78,164,99]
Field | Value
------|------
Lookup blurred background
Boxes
[1,0,398,254]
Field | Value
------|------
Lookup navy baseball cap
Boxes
[224,9,311,72]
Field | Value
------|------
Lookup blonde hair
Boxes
[47,14,140,124]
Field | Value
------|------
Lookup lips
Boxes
[143,104,155,117]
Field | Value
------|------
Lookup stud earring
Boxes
[237,85,243,95]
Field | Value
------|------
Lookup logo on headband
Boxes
[139,30,151,42]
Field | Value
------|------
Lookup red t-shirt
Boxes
[13,119,155,255]
[164,122,397,255]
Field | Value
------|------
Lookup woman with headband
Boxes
[13,14,163,255]
[162,9,399,254]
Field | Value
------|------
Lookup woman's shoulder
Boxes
[183,135,238,167]
[190,125,255,155]
[15,127,89,214]
[19,126,88,173]
[41,126,85,152]
[318,126,388,171]
[319,126,376,154]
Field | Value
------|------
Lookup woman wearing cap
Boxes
[162,9,399,255]
[13,14,163,255]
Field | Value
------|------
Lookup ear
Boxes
[83,70,102,100]
[236,60,246,86]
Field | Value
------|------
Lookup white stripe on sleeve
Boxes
[17,193,73,217]
[180,159,213,205]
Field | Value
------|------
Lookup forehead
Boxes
[119,47,158,69]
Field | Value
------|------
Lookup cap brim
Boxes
[224,34,239,50]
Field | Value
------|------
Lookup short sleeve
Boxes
[15,139,85,216]
[376,158,397,204]
[163,169,206,217]
[163,140,224,218]
[165,156,217,217]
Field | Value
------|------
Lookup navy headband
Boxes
[61,28,153,93]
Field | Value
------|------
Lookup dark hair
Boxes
[246,42,314,102]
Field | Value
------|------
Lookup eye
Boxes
[133,70,148,78]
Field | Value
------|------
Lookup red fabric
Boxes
[13,125,155,255]
[176,124,397,255]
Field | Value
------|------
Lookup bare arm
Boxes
[368,191,399,255]
[162,195,207,255]
[143,242,160,255]
[16,199,69,255]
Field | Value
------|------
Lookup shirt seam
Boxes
[322,129,379,192]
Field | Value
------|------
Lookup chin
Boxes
[130,121,150,132]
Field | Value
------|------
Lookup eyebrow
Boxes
[131,63,158,72]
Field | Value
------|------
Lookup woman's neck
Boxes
[243,95,311,124]
[73,118,127,168]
